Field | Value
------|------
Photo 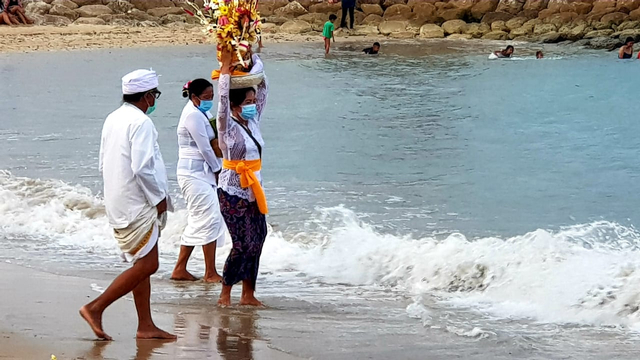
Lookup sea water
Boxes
[2,42,640,357]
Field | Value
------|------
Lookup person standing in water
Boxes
[216,48,269,307]
[171,79,227,282]
[80,69,175,341]
[323,14,337,55]
[619,37,634,59]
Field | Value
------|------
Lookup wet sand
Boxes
[0,262,300,360]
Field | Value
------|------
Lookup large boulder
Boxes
[547,0,566,12]
[600,12,628,26]
[509,24,533,36]
[362,4,384,16]
[465,22,491,37]
[482,11,514,23]
[539,31,561,42]
[496,0,526,14]
[562,23,589,40]
[562,2,593,15]
[584,28,615,38]
[362,13,384,25]
[352,25,381,35]
[130,0,174,11]
[442,19,468,34]
[383,0,408,6]
[585,36,620,49]
[618,20,640,30]
[280,19,312,33]
[128,8,155,21]
[470,0,499,20]
[51,0,77,9]
[523,0,549,12]
[439,7,467,20]
[147,7,184,17]
[534,22,557,34]
[275,1,308,17]
[628,7,640,19]
[107,0,134,14]
[412,3,438,22]
[491,20,508,30]
[419,23,445,37]
[49,4,78,19]
[25,1,52,16]
[76,4,113,17]
[617,0,640,12]
[383,4,412,20]
[309,2,341,13]
[71,0,101,6]
[545,12,578,27]
[161,14,186,24]
[378,20,407,34]
[73,16,106,25]
[505,16,527,29]
[43,14,72,25]
[618,28,640,40]
[591,0,617,13]
[482,30,509,39]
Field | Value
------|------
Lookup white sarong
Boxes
[178,176,226,247]
[114,205,164,263]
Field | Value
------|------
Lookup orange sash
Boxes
[222,159,268,215]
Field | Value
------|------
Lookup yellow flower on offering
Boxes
[219,5,229,16]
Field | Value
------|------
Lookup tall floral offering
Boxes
[186,0,262,75]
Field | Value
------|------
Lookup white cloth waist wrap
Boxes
[114,205,164,256]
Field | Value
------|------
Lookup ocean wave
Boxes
[3,171,640,329]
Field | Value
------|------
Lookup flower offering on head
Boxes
[185,0,262,71]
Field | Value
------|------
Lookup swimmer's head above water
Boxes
[536,51,544,59]
[503,45,514,57]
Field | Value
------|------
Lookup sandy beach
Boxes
[0,25,341,53]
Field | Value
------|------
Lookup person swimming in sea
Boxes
[363,42,380,55]
[536,51,544,59]
[494,45,514,58]
[619,37,634,59]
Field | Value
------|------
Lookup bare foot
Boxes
[136,327,177,340]
[170,269,198,281]
[203,273,223,283]
[217,294,231,307]
[79,305,112,341]
[239,296,264,307]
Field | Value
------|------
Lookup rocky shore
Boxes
[19,0,640,50]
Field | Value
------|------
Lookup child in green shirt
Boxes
[323,14,337,55]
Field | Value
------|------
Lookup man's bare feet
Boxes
[239,295,264,307]
[217,293,231,307]
[203,273,223,283]
[170,269,198,281]
[79,305,112,341]
[136,327,178,340]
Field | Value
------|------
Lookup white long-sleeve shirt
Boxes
[100,103,172,229]
[176,101,221,186]
[217,65,268,201]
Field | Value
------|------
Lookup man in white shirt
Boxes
[79,69,176,341]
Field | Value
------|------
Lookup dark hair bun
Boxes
[182,88,189,98]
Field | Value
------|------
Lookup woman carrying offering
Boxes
[216,47,269,307]
[172,79,226,283]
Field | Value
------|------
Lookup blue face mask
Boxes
[198,99,214,113]
[241,104,257,120]
[146,103,156,115]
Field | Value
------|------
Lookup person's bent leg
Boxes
[132,277,177,340]
[79,243,160,340]
[171,245,198,281]
[202,242,222,283]
[16,8,32,24]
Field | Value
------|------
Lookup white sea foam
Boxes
[3,171,640,330]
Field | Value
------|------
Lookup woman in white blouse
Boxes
[171,79,226,282]
[216,49,269,307]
